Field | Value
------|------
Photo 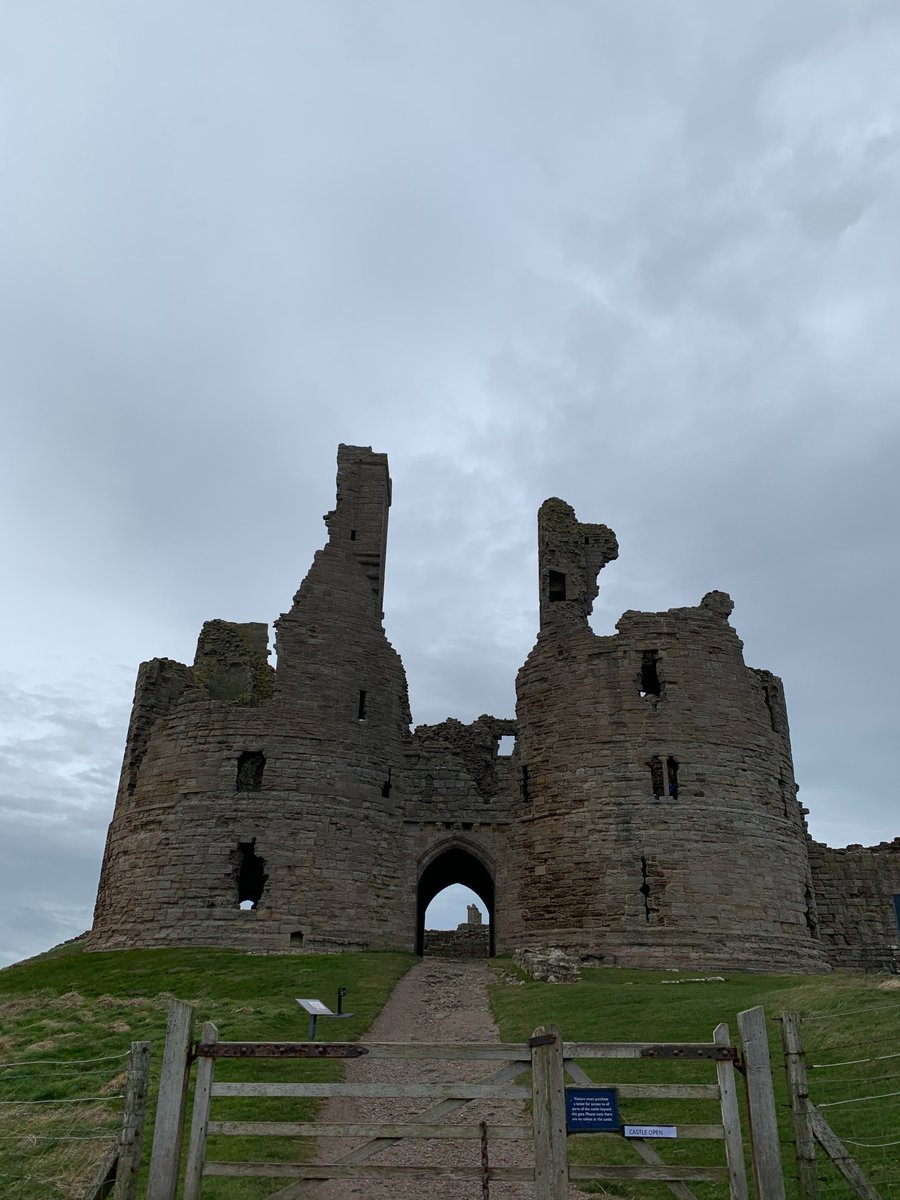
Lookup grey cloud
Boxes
[1,1,898,959]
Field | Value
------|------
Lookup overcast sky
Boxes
[2,2,898,966]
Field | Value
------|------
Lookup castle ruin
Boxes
[89,445,899,972]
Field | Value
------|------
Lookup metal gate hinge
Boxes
[529,1033,557,1048]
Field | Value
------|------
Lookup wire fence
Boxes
[0,1048,134,1199]
[799,990,900,1198]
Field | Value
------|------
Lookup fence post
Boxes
[531,1023,568,1200]
[805,1104,883,1200]
[738,1006,786,1200]
[780,1012,819,1200]
[147,999,196,1200]
[113,1041,151,1200]
[183,1021,218,1200]
[714,1022,749,1200]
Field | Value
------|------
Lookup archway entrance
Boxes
[416,845,495,957]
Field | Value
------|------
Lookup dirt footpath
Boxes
[309,957,586,1200]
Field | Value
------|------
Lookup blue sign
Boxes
[565,1087,620,1132]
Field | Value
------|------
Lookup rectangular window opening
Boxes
[236,751,266,792]
[289,929,304,947]
[497,734,515,757]
[640,650,661,697]
[350,529,357,541]
[357,690,367,720]
[649,756,665,799]
[640,857,652,924]
[521,764,530,802]
[667,757,679,799]
[548,570,567,602]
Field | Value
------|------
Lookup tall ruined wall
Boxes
[91,446,418,953]
[90,446,895,972]
[809,839,900,972]
[402,714,519,955]
[91,445,521,956]
[507,498,827,972]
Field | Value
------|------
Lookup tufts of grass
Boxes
[489,961,900,1200]
[0,943,414,1199]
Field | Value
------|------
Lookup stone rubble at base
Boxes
[513,947,582,984]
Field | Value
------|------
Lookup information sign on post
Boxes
[565,1087,620,1133]
[296,996,354,1041]
[296,999,331,1016]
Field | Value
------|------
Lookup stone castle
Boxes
[89,446,899,972]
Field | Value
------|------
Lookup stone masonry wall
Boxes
[507,499,827,972]
[422,926,490,957]
[809,839,900,971]
[89,446,897,972]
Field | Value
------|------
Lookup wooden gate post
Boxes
[780,1012,819,1200]
[714,1022,749,1200]
[531,1024,568,1200]
[738,1006,786,1200]
[183,1022,218,1200]
[113,1041,151,1200]
[147,1000,196,1200]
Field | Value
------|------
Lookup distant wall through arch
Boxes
[416,845,495,956]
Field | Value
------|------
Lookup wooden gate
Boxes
[146,1001,780,1199]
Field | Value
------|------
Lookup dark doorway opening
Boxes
[234,839,267,909]
[416,846,495,957]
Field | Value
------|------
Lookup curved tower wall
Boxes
[507,498,827,972]
[91,446,417,953]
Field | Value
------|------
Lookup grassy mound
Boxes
[490,961,900,1198]
[0,941,414,1199]
[2,943,896,1199]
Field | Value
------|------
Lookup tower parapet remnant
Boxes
[89,445,899,973]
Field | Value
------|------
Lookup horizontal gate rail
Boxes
[198,1039,733,1061]
[210,1080,530,1099]
[207,1120,532,1138]
[210,1079,718,1100]
[197,1040,532,1061]
[566,1082,720,1100]
[204,1162,536,1181]
[196,1041,366,1059]
[563,1042,737,1061]
[570,1164,731,1183]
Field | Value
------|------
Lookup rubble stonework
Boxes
[89,445,900,972]
[422,926,489,958]
[807,840,900,972]
[513,947,582,983]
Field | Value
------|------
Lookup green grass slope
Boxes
[489,961,900,1199]
[0,941,414,1199]
[2,943,897,1199]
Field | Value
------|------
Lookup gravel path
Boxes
[305,957,586,1200]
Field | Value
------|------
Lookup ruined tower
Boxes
[90,445,899,972]
[509,499,825,970]
[92,446,413,952]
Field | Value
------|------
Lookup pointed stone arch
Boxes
[415,840,496,957]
